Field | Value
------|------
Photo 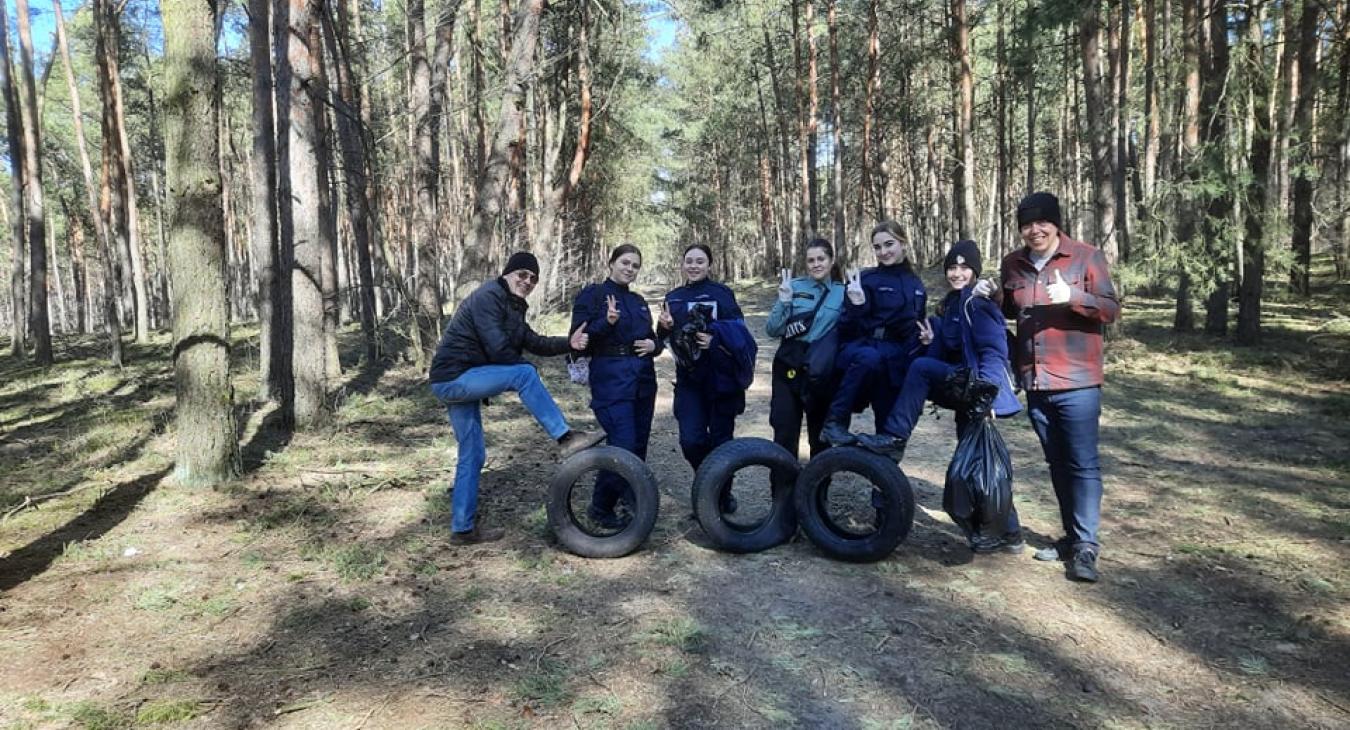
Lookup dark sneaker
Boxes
[856,433,907,461]
[1033,539,1072,562]
[821,421,857,447]
[971,532,1026,555]
[1068,548,1100,583]
[586,505,630,531]
[558,429,606,458]
[449,525,506,545]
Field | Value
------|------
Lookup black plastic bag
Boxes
[943,415,1013,538]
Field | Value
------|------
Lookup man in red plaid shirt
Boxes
[976,191,1119,582]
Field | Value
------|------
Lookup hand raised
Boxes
[972,278,997,299]
[569,322,589,351]
[918,318,934,346]
[845,268,865,306]
[606,294,620,324]
[658,301,674,330]
[777,268,793,303]
[1047,270,1072,305]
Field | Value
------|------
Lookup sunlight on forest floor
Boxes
[1,265,1348,729]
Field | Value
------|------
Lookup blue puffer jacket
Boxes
[928,288,1021,417]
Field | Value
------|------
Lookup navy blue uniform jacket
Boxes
[929,288,1022,417]
[571,280,661,408]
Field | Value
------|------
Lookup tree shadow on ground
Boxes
[0,466,172,592]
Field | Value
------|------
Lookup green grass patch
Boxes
[62,700,128,730]
[133,584,181,612]
[135,699,201,724]
[511,660,571,708]
[326,544,386,582]
[572,694,622,717]
[642,617,705,652]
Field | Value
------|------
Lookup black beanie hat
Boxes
[502,251,540,278]
[1016,191,1063,230]
[943,239,982,277]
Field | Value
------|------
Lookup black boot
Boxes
[856,433,907,461]
[820,420,857,447]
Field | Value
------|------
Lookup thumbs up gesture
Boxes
[845,268,865,306]
[1048,270,1072,305]
[777,268,793,303]
[605,294,620,324]
[570,322,590,351]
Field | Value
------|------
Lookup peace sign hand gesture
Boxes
[918,318,934,346]
[845,268,866,306]
[657,301,674,330]
[606,294,620,324]
[777,268,794,303]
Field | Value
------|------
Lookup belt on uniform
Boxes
[594,344,636,357]
[870,326,908,342]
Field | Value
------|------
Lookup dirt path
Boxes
[2,283,1348,729]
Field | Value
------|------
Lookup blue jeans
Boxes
[1027,387,1102,550]
[430,364,570,533]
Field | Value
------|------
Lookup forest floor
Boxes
[2,268,1349,730]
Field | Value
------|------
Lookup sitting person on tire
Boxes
[819,221,928,447]
[856,240,1023,553]
[570,244,662,530]
[428,252,605,545]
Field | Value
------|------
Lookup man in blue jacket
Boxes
[428,252,604,544]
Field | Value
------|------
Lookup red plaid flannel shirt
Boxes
[998,233,1120,391]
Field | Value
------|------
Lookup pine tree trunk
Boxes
[323,0,378,363]
[1289,0,1320,295]
[461,0,544,293]
[860,0,878,223]
[1238,2,1272,345]
[278,0,331,429]
[249,0,288,401]
[1174,0,1201,331]
[1201,0,1232,334]
[1080,0,1118,259]
[537,0,591,305]
[162,0,241,485]
[0,1,27,357]
[828,0,844,248]
[951,0,976,241]
[14,0,52,364]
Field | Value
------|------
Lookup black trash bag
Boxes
[670,303,715,371]
[931,367,1000,420]
[943,415,1013,538]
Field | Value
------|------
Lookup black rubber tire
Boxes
[547,446,660,559]
[690,438,800,553]
[793,446,915,563]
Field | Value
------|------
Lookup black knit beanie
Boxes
[1016,191,1063,230]
[502,251,540,277]
[943,239,982,277]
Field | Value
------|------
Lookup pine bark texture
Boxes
[162,0,241,485]
[14,0,52,363]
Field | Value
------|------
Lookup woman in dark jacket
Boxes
[570,244,661,528]
[820,221,928,446]
[657,244,755,511]
[857,240,1023,552]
